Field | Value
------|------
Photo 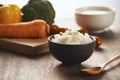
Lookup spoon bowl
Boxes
[81,54,120,75]
[81,67,102,75]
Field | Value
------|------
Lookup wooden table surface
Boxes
[0,0,120,80]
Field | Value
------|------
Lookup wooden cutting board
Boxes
[0,38,49,55]
[0,18,79,55]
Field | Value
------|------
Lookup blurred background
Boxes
[0,0,120,20]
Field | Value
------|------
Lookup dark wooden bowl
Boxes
[48,35,96,65]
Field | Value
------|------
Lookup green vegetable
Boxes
[0,4,3,7]
[22,0,55,24]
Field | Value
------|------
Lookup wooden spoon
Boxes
[81,54,120,75]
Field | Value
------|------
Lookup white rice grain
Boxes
[52,30,92,44]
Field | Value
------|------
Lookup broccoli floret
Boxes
[22,0,55,24]
[0,4,3,7]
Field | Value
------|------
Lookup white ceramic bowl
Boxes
[75,6,115,33]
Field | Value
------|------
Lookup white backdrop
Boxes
[0,0,120,20]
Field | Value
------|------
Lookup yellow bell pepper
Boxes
[0,4,22,24]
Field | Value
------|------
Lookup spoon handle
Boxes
[103,54,120,69]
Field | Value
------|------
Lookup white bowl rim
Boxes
[75,6,115,15]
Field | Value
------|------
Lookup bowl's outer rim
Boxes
[48,34,96,46]
[75,6,115,15]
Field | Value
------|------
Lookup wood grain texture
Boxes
[0,38,49,55]
[0,20,120,80]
